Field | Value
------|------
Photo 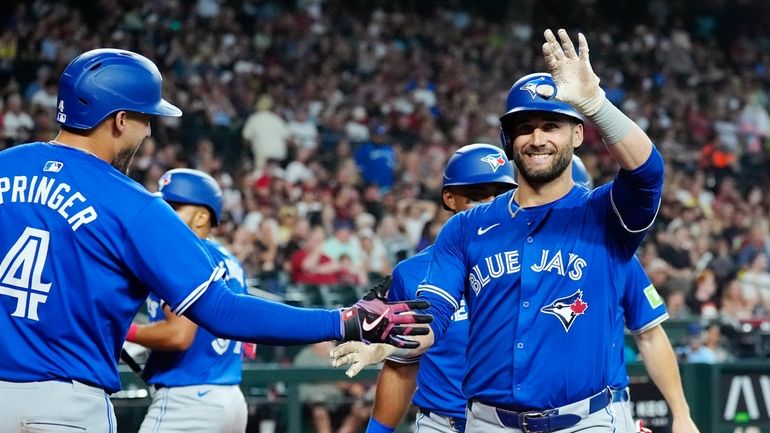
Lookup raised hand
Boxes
[542,28,604,115]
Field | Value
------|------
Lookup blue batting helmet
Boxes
[156,169,223,225]
[443,143,517,189]
[499,72,584,159]
[56,48,182,130]
[510,154,594,189]
[571,154,593,189]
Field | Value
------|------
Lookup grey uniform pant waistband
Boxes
[468,387,612,433]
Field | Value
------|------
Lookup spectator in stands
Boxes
[720,278,759,321]
[703,322,733,363]
[686,270,720,319]
[682,324,717,364]
[354,125,396,192]
[290,225,339,286]
[242,95,290,170]
[3,93,33,144]
[739,251,770,314]
[323,219,363,262]
[358,228,392,283]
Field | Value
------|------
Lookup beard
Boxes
[511,137,573,186]
[111,138,145,174]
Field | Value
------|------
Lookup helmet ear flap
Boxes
[500,128,512,160]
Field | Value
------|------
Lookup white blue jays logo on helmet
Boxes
[540,289,588,332]
[480,153,506,172]
[520,77,556,100]
[159,172,172,188]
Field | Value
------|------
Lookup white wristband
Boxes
[587,98,633,146]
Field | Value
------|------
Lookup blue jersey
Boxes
[611,256,668,389]
[418,181,658,410]
[387,246,469,420]
[143,239,249,387]
[0,143,224,392]
[354,143,396,189]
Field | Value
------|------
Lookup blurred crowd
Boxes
[3,0,770,363]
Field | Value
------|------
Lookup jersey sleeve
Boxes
[606,147,664,257]
[623,256,668,334]
[123,198,223,315]
[387,262,409,303]
[416,213,467,341]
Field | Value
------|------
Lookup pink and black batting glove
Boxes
[340,276,432,348]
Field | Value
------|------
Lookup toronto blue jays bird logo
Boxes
[520,77,556,100]
[159,172,172,187]
[540,289,588,332]
[480,153,506,172]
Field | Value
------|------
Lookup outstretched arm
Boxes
[634,325,701,433]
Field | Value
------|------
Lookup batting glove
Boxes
[542,29,605,116]
[330,341,396,378]
[361,275,392,302]
[340,284,431,349]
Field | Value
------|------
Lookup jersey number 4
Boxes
[0,227,51,321]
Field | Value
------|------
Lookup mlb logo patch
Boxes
[43,161,64,173]
[480,153,506,172]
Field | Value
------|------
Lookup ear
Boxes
[572,122,584,150]
[111,111,129,135]
[442,189,456,212]
[193,208,212,230]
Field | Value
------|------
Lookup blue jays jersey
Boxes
[142,239,249,387]
[611,256,668,389]
[0,143,223,392]
[387,246,469,420]
[418,182,658,410]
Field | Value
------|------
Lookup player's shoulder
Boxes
[0,141,48,162]
[395,244,433,273]
[203,238,236,260]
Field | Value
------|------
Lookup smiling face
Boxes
[508,112,583,187]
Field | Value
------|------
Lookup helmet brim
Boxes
[149,98,183,117]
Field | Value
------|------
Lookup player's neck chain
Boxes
[49,140,99,159]
[508,190,522,219]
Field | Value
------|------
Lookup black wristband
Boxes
[341,308,361,341]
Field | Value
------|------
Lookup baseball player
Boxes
[125,168,250,433]
[331,155,595,433]
[408,29,668,433]
[343,143,518,433]
[0,48,429,432]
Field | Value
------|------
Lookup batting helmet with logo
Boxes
[443,143,517,190]
[499,72,584,159]
[571,154,593,189]
[156,169,223,225]
[56,49,182,130]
